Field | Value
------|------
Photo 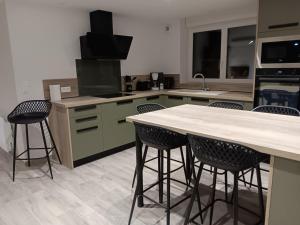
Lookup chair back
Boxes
[8,100,51,123]
[208,101,243,110]
[252,105,300,116]
[136,103,165,114]
[134,122,186,150]
[188,134,261,172]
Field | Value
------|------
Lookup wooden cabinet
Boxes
[258,0,300,37]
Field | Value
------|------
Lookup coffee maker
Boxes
[150,72,164,90]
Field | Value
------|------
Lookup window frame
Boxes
[188,18,257,83]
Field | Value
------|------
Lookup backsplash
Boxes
[121,74,180,91]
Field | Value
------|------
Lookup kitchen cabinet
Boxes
[163,95,189,107]
[258,0,300,37]
[187,97,210,106]
[101,99,138,151]
[56,92,253,168]
[69,106,103,161]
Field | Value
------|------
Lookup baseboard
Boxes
[73,142,136,168]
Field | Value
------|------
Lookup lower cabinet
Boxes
[100,100,136,151]
[70,113,103,161]
[69,95,253,164]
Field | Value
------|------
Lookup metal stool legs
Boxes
[40,122,53,179]
[12,124,17,182]
[25,124,30,167]
[44,119,62,164]
[131,145,148,188]
[166,150,171,225]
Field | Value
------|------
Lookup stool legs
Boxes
[158,150,164,203]
[209,167,218,225]
[233,172,239,225]
[184,162,204,225]
[131,145,148,188]
[256,165,265,222]
[25,124,31,167]
[44,119,62,164]
[166,149,171,225]
[12,124,17,182]
[40,122,53,179]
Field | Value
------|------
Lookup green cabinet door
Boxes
[163,95,189,107]
[69,112,103,161]
[187,97,210,106]
[101,99,138,151]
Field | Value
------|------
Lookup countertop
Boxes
[127,104,300,161]
[52,90,253,109]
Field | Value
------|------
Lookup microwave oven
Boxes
[256,35,300,68]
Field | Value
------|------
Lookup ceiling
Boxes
[17,0,257,21]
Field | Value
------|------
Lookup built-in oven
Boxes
[256,35,300,68]
[254,68,300,110]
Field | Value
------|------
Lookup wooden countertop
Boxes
[52,90,253,108]
[127,104,300,162]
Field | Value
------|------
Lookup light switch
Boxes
[61,86,71,93]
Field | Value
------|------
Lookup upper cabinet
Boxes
[258,0,300,37]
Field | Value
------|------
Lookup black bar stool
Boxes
[195,101,246,200]
[246,105,300,188]
[131,103,188,188]
[184,134,265,225]
[128,122,203,225]
[7,100,62,181]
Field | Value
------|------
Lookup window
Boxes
[193,30,221,78]
[227,25,256,79]
[191,23,256,81]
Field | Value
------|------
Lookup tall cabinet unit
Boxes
[258,0,300,37]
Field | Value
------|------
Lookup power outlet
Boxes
[61,86,71,93]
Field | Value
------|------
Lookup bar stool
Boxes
[128,122,202,225]
[7,100,62,181]
[196,101,246,200]
[131,103,188,188]
[184,134,265,225]
[247,105,300,188]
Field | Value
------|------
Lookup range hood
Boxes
[80,10,133,60]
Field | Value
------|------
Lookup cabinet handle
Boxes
[75,116,97,123]
[168,96,183,100]
[118,119,126,124]
[74,105,96,112]
[76,126,98,133]
[269,22,299,29]
[146,96,159,100]
[191,97,209,102]
[117,99,133,105]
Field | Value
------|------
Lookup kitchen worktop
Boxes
[53,90,253,108]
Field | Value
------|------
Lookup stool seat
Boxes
[8,112,48,124]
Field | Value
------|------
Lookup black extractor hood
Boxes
[80,10,133,60]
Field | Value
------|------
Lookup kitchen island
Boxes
[127,104,300,225]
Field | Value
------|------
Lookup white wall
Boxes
[5,0,90,101]
[0,1,17,115]
[113,15,180,76]
[4,1,181,101]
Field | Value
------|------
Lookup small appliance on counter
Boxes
[124,75,136,92]
[163,77,175,89]
[150,72,164,90]
[136,81,151,91]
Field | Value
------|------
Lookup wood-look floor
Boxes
[0,147,268,225]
